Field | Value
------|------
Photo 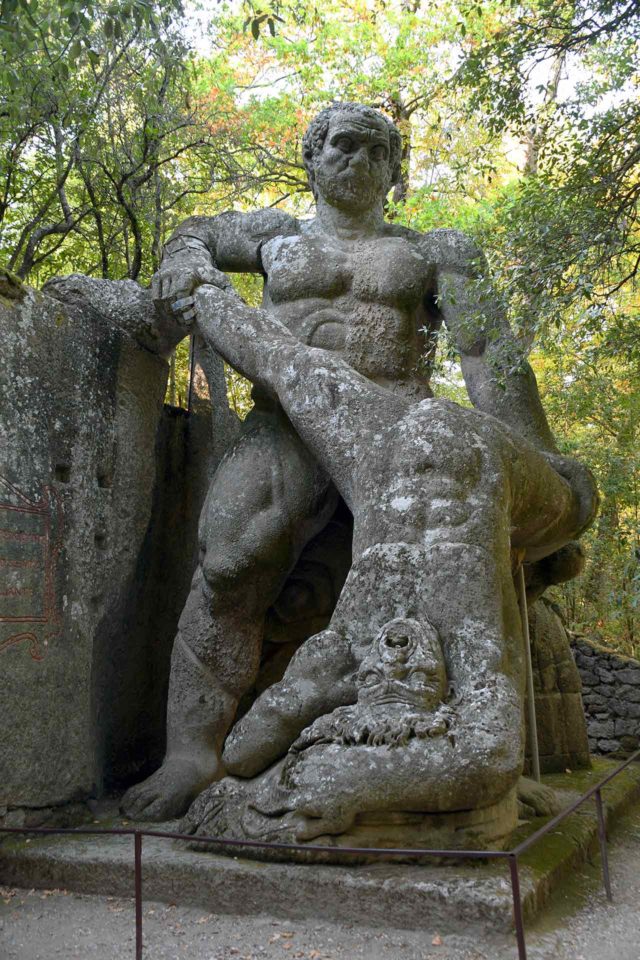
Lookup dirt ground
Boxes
[2,808,640,960]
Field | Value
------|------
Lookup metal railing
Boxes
[1,749,639,960]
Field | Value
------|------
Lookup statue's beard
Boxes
[314,166,386,211]
[324,706,442,748]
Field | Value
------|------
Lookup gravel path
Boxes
[2,809,640,960]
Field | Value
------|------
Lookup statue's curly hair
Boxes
[302,102,403,199]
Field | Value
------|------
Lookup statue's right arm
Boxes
[152,209,300,326]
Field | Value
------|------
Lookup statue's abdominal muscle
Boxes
[262,232,430,381]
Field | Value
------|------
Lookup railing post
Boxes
[134,831,143,959]
[594,789,613,902]
[509,854,527,960]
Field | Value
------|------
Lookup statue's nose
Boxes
[385,634,409,649]
[349,147,370,171]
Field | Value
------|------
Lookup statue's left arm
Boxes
[422,228,558,451]
[422,227,598,535]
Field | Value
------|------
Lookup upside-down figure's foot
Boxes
[517,776,561,820]
[121,755,220,822]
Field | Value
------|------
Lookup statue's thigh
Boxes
[199,416,336,603]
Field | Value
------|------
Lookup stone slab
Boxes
[0,279,236,816]
[2,761,639,934]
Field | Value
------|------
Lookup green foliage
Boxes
[4,0,639,650]
[0,0,217,282]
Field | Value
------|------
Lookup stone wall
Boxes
[572,637,640,755]
[0,274,236,822]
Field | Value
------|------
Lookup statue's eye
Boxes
[335,137,353,153]
[359,670,380,687]
[370,145,388,162]
[409,672,427,687]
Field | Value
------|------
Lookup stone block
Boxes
[614,718,640,737]
[575,642,594,657]
[596,666,616,683]
[586,701,606,715]
[578,669,598,687]
[582,692,604,707]
[597,739,621,753]
[617,684,640,703]
[620,736,640,752]
[0,282,231,810]
[616,668,640,685]
[587,720,614,739]
[611,700,630,718]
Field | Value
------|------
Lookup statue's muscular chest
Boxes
[261,232,432,314]
[260,231,434,383]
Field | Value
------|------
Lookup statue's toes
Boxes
[517,776,561,819]
[121,778,181,822]
[121,758,218,822]
[182,793,225,835]
[121,781,158,820]
[293,801,354,841]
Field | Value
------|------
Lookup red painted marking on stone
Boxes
[0,632,44,661]
[0,477,64,660]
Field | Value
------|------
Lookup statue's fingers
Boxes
[196,263,231,289]
[172,296,195,315]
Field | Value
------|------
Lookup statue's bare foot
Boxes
[121,756,220,822]
[517,776,561,820]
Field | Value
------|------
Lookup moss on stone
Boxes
[0,266,28,306]
[510,760,640,918]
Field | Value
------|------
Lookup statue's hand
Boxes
[542,452,599,534]
[151,253,233,329]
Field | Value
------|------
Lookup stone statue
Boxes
[167,277,593,848]
[122,102,597,828]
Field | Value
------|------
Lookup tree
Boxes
[0,0,221,282]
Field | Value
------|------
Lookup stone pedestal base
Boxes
[2,764,638,934]
[191,789,519,865]
[352,789,518,849]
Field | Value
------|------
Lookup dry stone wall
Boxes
[572,637,640,755]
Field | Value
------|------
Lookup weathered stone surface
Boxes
[582,720,614,739]
[4,762,640,930]
[174,258,592,848]
[524,599,589,774]
[571,636,640,757]
[597,667,616,683]
[101,104,599,854]
[575,641,594,657]
[578,669,598,687]
[617,668,640,685]
[0,277,230,817]
[614,718,640,737]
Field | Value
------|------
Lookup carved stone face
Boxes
[356,618,447,710]
[312,110,392,213]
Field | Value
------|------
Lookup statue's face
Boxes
[312,110,392,212]
[356,618,447,710]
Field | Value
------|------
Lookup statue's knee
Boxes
[289,628,353,679]
[199,550,245,611]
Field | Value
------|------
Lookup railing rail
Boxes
[1,748,639,960]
